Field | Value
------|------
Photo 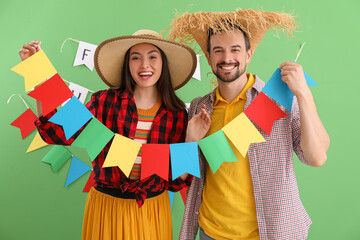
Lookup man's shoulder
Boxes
[190,90,215,108]
[252,74,266,92]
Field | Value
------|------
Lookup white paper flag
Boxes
[192,55,201,81]
[62,82,89,106]
[185,103,191,111]
[73,41,97,71]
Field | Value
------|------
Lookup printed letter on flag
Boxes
[11,50,57,92]
[49,96,93,140]
[73,41,97,71]
[198,130,238,173]
[170,142,200,179]
[65,156,92,187]
[102,133,141,177]
[67,82,89,104]
[244,92,287,135]
[141,144,170,181]
[28,73,73,116]
[71,118,114,161]
[11,108,37,139]
[222,113,265,158]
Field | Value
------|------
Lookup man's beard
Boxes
[213,62,246,83]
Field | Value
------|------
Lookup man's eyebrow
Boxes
[212,46,223,51]
[231,45,242,49]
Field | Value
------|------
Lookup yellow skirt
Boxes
[82,187,172,240]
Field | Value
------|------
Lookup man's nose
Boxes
[222,50,233,63]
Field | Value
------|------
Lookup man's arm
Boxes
[280,62,330,167]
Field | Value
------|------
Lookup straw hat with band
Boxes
[167,9,297,54]
[94,29,197,90]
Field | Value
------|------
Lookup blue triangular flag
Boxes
[262,68,318,111]
[168,191,175,209]
[65,156,92,187]
[304,71,318,86]
[262,68,294,111]
[170,142,200,179]
[49,96,93,140]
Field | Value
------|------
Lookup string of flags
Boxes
[9,45,317,201]
[60,38,202,80]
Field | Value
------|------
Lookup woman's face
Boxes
[129,43,163,90]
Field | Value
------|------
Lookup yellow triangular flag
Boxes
[26,132,48,153]
[11,50,57,92]
[222,112,266,158]
[102,134,142,177]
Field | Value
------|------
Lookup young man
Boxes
[169,9,330,240]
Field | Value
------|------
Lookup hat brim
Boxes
[94,35,197,90]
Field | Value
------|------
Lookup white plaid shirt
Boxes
[180,75,312,240]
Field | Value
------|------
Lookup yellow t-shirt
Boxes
[198,73,259,240]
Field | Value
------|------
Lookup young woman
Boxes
[19,30,202,240]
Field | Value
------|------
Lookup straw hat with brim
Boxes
[167,9,297,54]
[94,29,197,90]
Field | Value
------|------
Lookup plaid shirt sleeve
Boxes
[34,91,102,145]
[291,97,308,165]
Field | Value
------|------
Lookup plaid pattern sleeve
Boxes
[35,89,191,208]
[180,76,312,240]
[291,97,307,164]
[35,91,100,145]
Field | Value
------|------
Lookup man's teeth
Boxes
[220,66,235,70]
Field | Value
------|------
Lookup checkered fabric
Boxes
[180,76,312,240]
[35,89,192,207]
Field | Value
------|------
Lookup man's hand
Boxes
[279,61,310,99]
[185,106,211,142]
[19,40,41,61]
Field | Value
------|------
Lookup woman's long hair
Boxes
[119,45,186,112]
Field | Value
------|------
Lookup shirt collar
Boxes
[214,73,255,105]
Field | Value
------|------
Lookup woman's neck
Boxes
[133,86,158,110]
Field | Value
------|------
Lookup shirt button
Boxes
[195,211,199,215]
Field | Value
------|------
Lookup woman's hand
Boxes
[19,40,41,61]
[185,105,211,142]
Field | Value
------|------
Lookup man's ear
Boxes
[246,48,253,64]
[205,51,211,65]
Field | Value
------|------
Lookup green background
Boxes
[1,0,359,239]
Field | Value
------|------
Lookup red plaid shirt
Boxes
[36,89,192,207]
[181,76,312,240]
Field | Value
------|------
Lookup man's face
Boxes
[206,30,253,83]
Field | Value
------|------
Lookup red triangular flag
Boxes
[11,108,37,139]
[180,186,188,205]
[28,73,73,116]
[83,170,95,192]
[244,92,287,135]
[141,144,170,181]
